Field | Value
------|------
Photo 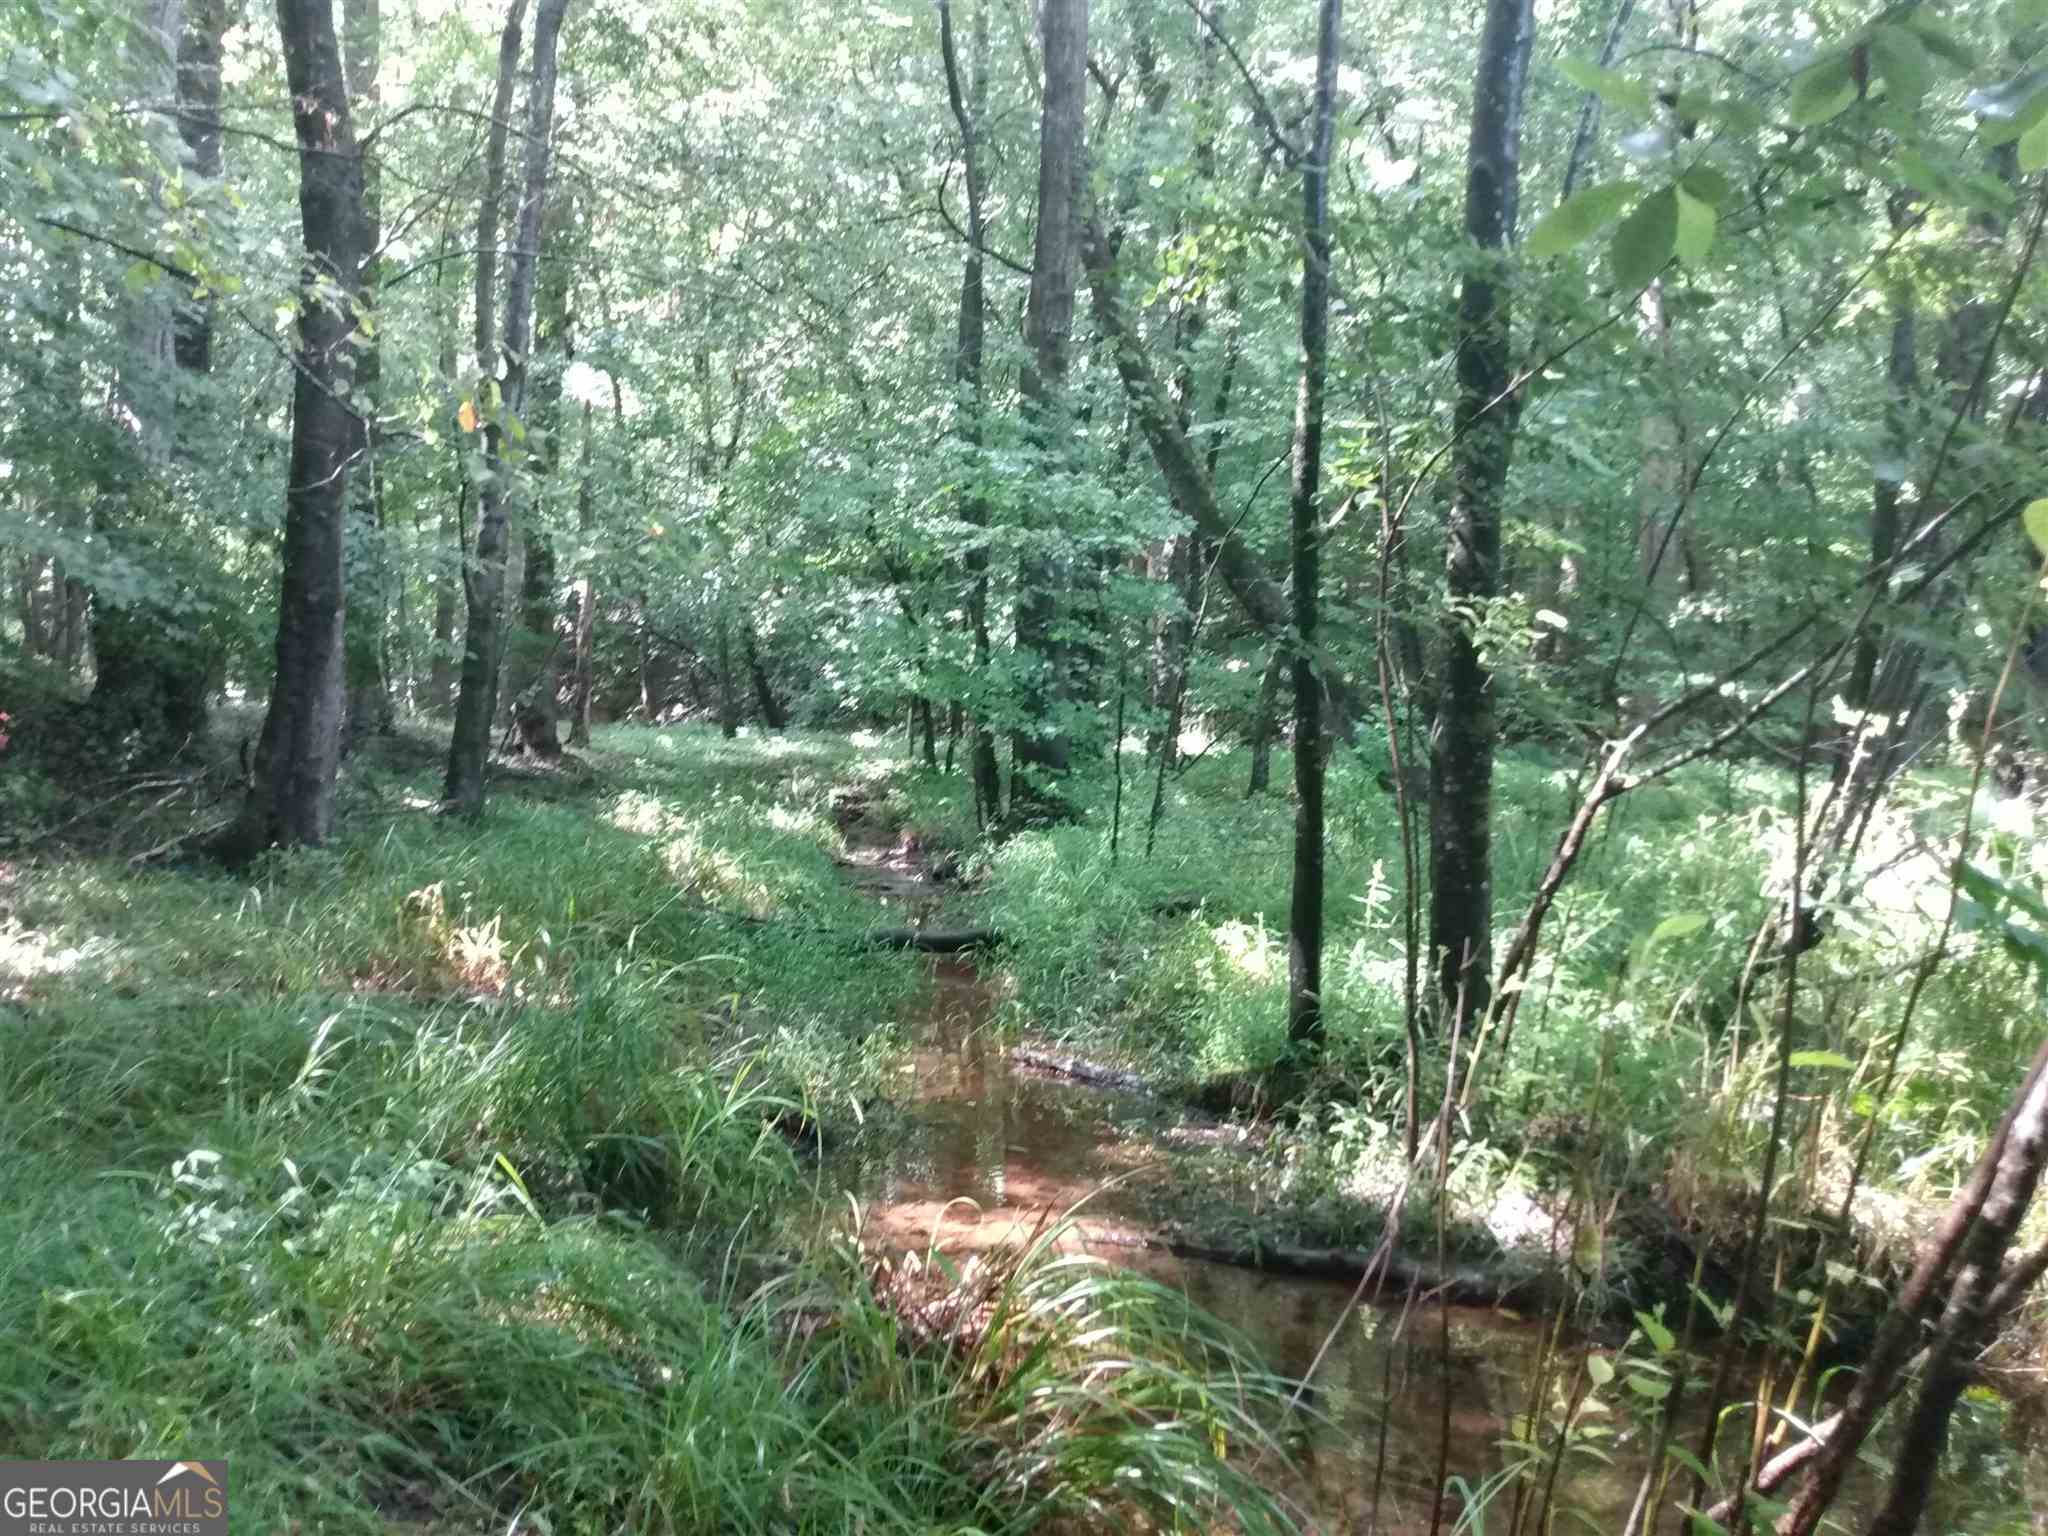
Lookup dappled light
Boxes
[8,0,2048,1527]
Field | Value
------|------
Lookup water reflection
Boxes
[830,956,2040,1535]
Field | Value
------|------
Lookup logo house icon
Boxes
[155,1463,219,1489]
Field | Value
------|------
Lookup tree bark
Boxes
[511,195,575,758]
[1779,1038,2048,1536]
[1866,1037,2048,1536]
[716,611,739,738]
[444,0,568,815]
[173,0,225,373]
[1009,0,1087,821]
[1286,0,1340,1050]
[341,0,394,749]
[1848,196,1918,711]
[215,0,365,861]
[937,0,1005,828]
[1430,0,1534,1038]
[567,398,597,746]
[741,620,786,729]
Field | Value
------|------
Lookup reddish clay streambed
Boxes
[824,819,2040,1534]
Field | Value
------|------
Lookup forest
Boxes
[4,0,2048,1529]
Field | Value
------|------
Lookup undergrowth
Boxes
[0,720,1298,1534]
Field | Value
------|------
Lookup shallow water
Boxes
[826,827,2043,1534]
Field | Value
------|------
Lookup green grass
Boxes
[898,726,2048,1300]
[0,720,1300,1534]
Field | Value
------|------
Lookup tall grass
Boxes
[0,722,1301,1533]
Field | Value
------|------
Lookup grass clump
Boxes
[0,721,1299,1534]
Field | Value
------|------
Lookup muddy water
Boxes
[826,826,2037,1534]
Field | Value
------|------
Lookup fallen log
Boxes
[1082,1229,1562,1310]
[1010,1047,1158,1097]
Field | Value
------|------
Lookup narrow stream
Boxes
[824,813,2042,1534]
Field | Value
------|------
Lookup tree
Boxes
[215,0,367,860]
[444,0,570,816]
[1429,0,1535,1040]
[1286,0,1340,1051]
[936,0,1003,826]
[1008,0,1087,823]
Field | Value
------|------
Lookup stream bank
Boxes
[820,791,2037,1535]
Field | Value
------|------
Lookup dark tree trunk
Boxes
[1009,0,1087,821]
[215,0,366,862]
[741,621,786,729]
[716,613,739,738]
[174,0,225,373]
[341,0,393,750]
[1286,0,1340,1051]
[568,399,597,747]
[444,0,567,815]
[1849,196,1919,711]
[1867,1038,2048,1536]
[938,0,1005,828]
[429,489,460,715]
[1782,1039,2048,1536]
[511,200,573,759]
[1430,0,1534,1038]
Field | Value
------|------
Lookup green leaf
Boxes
[1629,1375,1673,1401]
[1679,165,1735,208]
[1789,1049,1856,1070]
[1559,56,1653,116]
[1587,1354,1616,1386]
[2019,0,2048,32]
[1971,69,2048,145]
[1789,53,1859,127]
[1673,184,1716,265]
[122,259,156,295]
[1907,15,1975,71]
[1528,180,1638,259]
[1664,1444,1714,1483]
[2022,499,2048,559]
[1611,187,1677,289]
[1636,1310,1678,1354]
[2022,114,2048,174]
[1650,912,1709,944]
[1868,25,1931,107]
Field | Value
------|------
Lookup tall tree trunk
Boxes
[342,0,394,749]
[429,232,464,717]
[444,0,568,815]
[716,610,738,738]
[216,0,365,861]
[1286,0,1340,1051]
[511,195,575,759]
[567,398,597,746]
[1848,194,1919,711]
[937,0,1004,827]
[1009,0,1087,822]
[741,620,785,729]
[173,0,225,373]
[1430,0,1535,1038]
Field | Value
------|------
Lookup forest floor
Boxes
[1,706,2042,1531]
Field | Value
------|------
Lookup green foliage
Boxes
[0,725,1296,1531]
